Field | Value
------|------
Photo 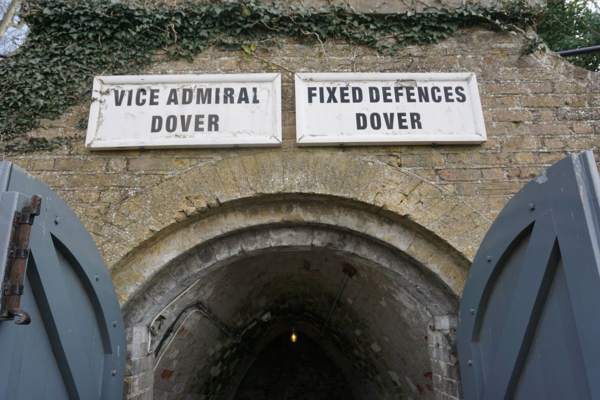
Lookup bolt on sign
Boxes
[86,74,281,149]
[295,73,487,146]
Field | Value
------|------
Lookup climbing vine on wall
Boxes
[0,0,542,144]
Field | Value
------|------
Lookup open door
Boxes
[457,151,600,400]
[0,162,126,399]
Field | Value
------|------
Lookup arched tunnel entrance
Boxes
[119,199,465,399]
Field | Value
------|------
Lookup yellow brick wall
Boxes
[6,28,599,280]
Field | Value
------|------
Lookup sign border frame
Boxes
[294,72,487,146]
[86,73,282,150]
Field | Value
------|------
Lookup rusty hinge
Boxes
[0,195,42,325]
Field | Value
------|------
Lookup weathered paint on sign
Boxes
[295,73,487,146]
[86,74,282,149]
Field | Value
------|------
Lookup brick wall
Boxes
[8,28,598,269]
[429,316,462,399]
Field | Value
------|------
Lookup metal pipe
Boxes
[153,301,256,358]
[153,309,201,370]
[153,303,200,356]
[196,302,240,342]
[196,302,257,356]
[320,264,357,335]
[321,274,349,335]
[557,45,600,57]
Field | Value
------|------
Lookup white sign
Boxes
[295,73,486,146]
[86,74,281,149]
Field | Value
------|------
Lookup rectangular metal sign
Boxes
[86,74,281,149]
[295,73,486,146]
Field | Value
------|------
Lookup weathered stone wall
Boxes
[5,26,599,399]
[10,28,598,272]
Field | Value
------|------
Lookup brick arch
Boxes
[121,223,461,325]
[93,152,490,271]
[110,198,474,309]
[122,224,462,399]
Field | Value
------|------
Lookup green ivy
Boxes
[0,0,542,144]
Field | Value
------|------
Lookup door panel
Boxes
[458,151,600,400]
[0,162,126,400]
[0,274,70,399]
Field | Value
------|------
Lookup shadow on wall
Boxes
[234,332,354,400]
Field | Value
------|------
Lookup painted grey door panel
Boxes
[458,151,600,400]
[0,162,126,400]
[0,274,70,399]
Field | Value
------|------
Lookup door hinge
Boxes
[0,195,42,325]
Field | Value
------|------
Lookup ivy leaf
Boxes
[241,43,256,53]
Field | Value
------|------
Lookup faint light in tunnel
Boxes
[291,329,298,343]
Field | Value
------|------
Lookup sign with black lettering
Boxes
[295,73,486,146]
[86,74,281,149]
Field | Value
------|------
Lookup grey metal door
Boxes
[457,151,600,400]
[0,162,126,399]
